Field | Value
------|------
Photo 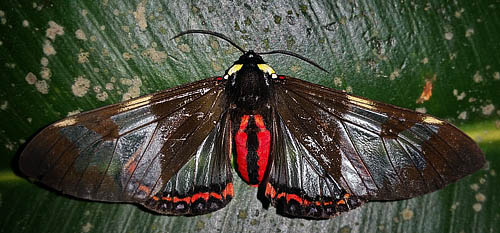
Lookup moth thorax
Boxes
[228,66,272,110]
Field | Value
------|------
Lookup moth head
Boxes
[224,50,273,80]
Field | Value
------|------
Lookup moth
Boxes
[20,30,485,219]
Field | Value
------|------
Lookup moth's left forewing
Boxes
[273,76,484,203]
[19,77,233,209]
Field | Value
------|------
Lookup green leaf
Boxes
[1,1,499,232]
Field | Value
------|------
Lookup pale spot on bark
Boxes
[35,80,49,94]
[444,32,453,40]
[46,21,64,40]
[142,47,167,63]
[133,2,147,31]
[25,72,37,85]
[78,51,90,63]
[72,76,90,97]
[75,29,87,40]
[473,71,483,83]
[43,40,56,56]
[458,111,467,120]
[481,104,495,115]
[389,68,400,80]
[401,208,414,220]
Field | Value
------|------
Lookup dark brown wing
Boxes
[143,112,233,215]
[263,108,364,219]
[20,77,233,215]
[263,76,484,218]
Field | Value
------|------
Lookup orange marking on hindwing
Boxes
[173,196,191,203]
[210,192,222,200]
[265,183,277,198]
[222,183,234,199]
[138,185,150,194]
[191,192,209,202]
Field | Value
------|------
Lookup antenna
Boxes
[173,30,328,73]
[258,50,328,73]
[172,30,246,54]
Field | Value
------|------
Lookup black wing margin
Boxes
[20,77,234,215]
[263,76,484,219]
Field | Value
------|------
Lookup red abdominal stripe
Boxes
[234,114,271,186]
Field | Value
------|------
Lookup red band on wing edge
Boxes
[264,183,356,207]
[150,182,234,204]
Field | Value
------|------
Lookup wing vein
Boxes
[122,85,220,197]
[133,87,225,199]
[94,137,120,198]
[277,90,354,198]
[279,86,374,195]
[338,119,380,191]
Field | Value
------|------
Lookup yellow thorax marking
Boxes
[257,64,275,75]
[228,64,243,75]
